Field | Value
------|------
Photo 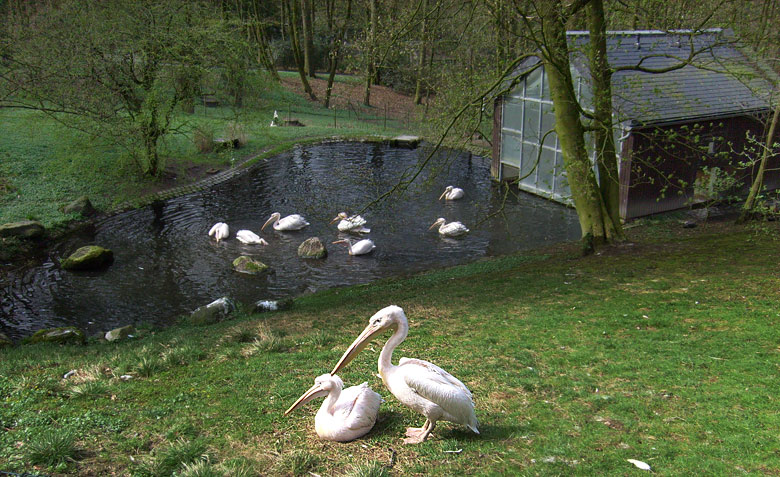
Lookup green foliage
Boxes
[278,450,320,476]
[345,461,391,477]
[136,438,209,477]
[24,428,77,468]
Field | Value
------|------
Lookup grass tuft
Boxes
[67,380,110,399]
[24,428,77,467]
[277,450,320,476]
[345,460,391,477]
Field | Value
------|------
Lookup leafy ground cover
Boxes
[1,217,778,475]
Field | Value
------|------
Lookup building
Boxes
[492,29,779,220]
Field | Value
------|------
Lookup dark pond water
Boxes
[1,142,580,340]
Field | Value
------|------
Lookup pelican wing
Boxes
[208,223,222,236]
[278,214,309,230]
[333,383,382,433]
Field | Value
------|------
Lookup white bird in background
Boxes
[270,110,279,127]
[261,212,310,231]
[208,222,229,242]
[439,185,465,201]
[236,229,269,245]
[284,374,382,442]
[331,305,479,444]
[330,212,371,234]
[429,218,469,237]
[333,238,376,256]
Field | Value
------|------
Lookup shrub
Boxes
[193,127,215,153]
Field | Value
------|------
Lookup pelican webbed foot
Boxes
[402,419,436,444]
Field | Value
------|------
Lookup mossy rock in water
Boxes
[26,327,85,345]
[0,220,45,239]
[232,256,269,275]
[189,297,237,326]
[61,245,114,271]
[62,196,97,216]
[298,237,327,259]
[0,332,13,348]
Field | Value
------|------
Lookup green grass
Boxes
[1,219,779,474]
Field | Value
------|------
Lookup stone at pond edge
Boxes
[26,327,86,345]
[232,256,269,275]
[252,298,294,313]
[0,220,45,239]
[62,196,97,217]
[61,245,114,271]
[298,237,327,259]
[0,332,13,347]
[105,325,136,342]
[189,297,237,326]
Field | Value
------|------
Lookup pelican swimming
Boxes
[261,212,309,231]
[208,222,229,242]
[333,238,376,256]
[439,186,464,201]
[429,218,469,237]
[284,374,382,442]
[236,230,268,245]
[331,305,478,444]
[330,212,371,234]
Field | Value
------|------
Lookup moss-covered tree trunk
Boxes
[325,0,352,109]
[286,0,316,100]
[413,0,428,105]
[301,0,315,78]
[739,100,780,222]
[363,0,377,106]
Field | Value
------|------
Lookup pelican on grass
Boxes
[236,230,268,245]
[439,186,464,201]
[333,238,376,256]
[261,212,309,231]
[429,218,469,237]
[284,374,382,442]
[330,212,371,234]
[208,222,229,242]
[331,305,479,444]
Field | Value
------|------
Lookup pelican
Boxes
[333,238,376,256]
[439,186,464,201]
[429,218,469,237]
[236,229,268,245]
[270,110,279,127]
[330,212,371,234]
[331,305,478,444]
[208,222,229,242]
[284,374,382,442]
[261,212,309,231]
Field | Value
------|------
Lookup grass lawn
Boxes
[1,218,778,475]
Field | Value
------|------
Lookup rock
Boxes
[682,220,697,228]
[26,327,85,345]
[388,135,421,148]
[0,332,13,348]
[232,256,269,275]
[188,297,236,326]
[105,325,135,342]
[62,196,97,217]
[61,245,114,271]
[252,298,294,313]
[298,237,327,259]
[213,138,241,151]
[283,119,305,127]
[0,220,45,239]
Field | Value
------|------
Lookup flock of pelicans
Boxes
[208,185,474,443]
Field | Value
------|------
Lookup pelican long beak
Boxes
[329,216,340,224]
[428,220,440,230]
[284,383,327,416]
[438,191,447,200]
[331,322,387,376]
[261,215,276,231]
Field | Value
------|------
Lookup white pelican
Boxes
[270,110,279,127]
[208,222,229,242]
[330,212,371,234]
[236,229,268,245]
[333,238,376,256]
[439,186,464,201]
[331,305,478,444]
[429,218,469,237]
[284,374,382,442]
[261,212,309,231]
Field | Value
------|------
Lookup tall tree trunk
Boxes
[587,0,624,240]
[302,0,315,77]
[325,0,352,109]
[739,100,780,222]
[363,0,377,106]
[286,0,316,100]
[413,0,427,105]
[540,1,618,254]
[250,0,279,81]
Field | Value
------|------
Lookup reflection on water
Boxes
[0,142,580,339]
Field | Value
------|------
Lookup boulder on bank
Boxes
[298,237,327,259]
[232,256,269,275]
[62,196,97,217]
[105,325,135,342]
[0,220,45,239]
[0,332,13,348]
[189,297,236,326]
[26,327,85,345]
[61,245,114,271]
[252,298,294,313]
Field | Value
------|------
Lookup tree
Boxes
[2,0,243,176]
[324,0,353,109]
[284,0,316,100]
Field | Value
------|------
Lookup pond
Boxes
[1,141,581,340]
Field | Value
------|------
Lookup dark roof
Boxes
[516,30,776,125]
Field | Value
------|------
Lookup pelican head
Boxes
[331,305,405,375]
[261,212,281,231]
[428,217,446,230]
[439,186,454,200]
[284,374,344,416]
[330,212,348,224]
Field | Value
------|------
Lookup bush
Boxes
[193,127,215,153]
